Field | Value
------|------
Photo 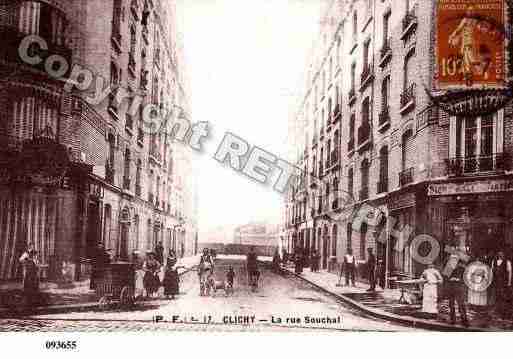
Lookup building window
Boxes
[123,148,131,190]
[378,146,388,193]
[347,223,352,252]
[135,159,142,195]
[332,224,338,257]
[353,10,357,40]
[382,75,390,109]
[404,50,415,90]
[383,11,391,46]
[351,63,356,91]
[348,167,354,195]
[112,0,122,41]
[363,40,370,69]
[360,159,370,200]
[360,223,367,260]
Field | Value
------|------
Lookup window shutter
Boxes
[449,116,456,158]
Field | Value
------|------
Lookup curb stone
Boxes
[282,267,488,332]
[0,266,196,319]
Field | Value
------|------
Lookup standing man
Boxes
[246,247,258,288]
[344,249,356,286]
[155,241,164,266]
[492,251,512,318]
[366,248,376,292]
[445,253,469,327]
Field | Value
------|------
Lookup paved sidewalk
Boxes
[0,255,201,317]
[284,265,513,331]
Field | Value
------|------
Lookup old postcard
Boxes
[1,0,513,348]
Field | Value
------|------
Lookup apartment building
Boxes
[0,0,197,282]
[284,0,513,282]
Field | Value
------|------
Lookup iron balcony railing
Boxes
[380,40,392,62]
[378,105,391,127]
[400,83,416,110]
[402,6,418,34]
[0,25,72,77]
[399,167,414,187]
[446,153,506,176]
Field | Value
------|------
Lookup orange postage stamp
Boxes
[435,0,507,89]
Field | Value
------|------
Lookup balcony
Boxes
[360,64,374,91]
[400,83,416,114]
[359,186,369,201]
[348,88,356,106]
[445,154,506,176]
[378,105,391,132]
[401,6,418,40]
[123,175,131,190]
[0,25,72,78]
[399,167,414,187]
[379,40,392,68]
[377,178,388,194]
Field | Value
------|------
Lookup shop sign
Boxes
[389,193,416,210]
[428,178,513,196]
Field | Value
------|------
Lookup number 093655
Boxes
[45,340,77,350]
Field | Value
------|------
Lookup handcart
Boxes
[95,262,137,310]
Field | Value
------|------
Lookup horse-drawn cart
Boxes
[95,262,137,310]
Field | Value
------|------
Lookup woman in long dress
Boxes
[421,264,443,316]
[143,253,161,298]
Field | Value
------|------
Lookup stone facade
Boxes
[0,0,197,282]
[284,0,513,283]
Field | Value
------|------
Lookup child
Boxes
[226,266,235,293]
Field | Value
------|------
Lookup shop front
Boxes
[427,176,513,305]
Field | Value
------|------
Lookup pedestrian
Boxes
[167,249,177,268]
[272,249,281,273]
[90,242,110,290]
[19,248,39,307]
[198,248,214,296]
[294,247,303,274]
[366,248,376,292]
[376,259,386,290]
[155,241,164,266]
[420,263,443,317]
[226,266,235,293]
[344,249,356,286]
[247,246,259,287]
[310,249,317,272]
[162,260,181,300]
[492,251,512,318]
[143,252,161,298]
[445,253,469,327]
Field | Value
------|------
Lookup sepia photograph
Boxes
[0,0,513,354]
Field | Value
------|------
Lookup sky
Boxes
[176,0,321,231]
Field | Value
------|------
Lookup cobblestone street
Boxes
[0,258,420,332]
